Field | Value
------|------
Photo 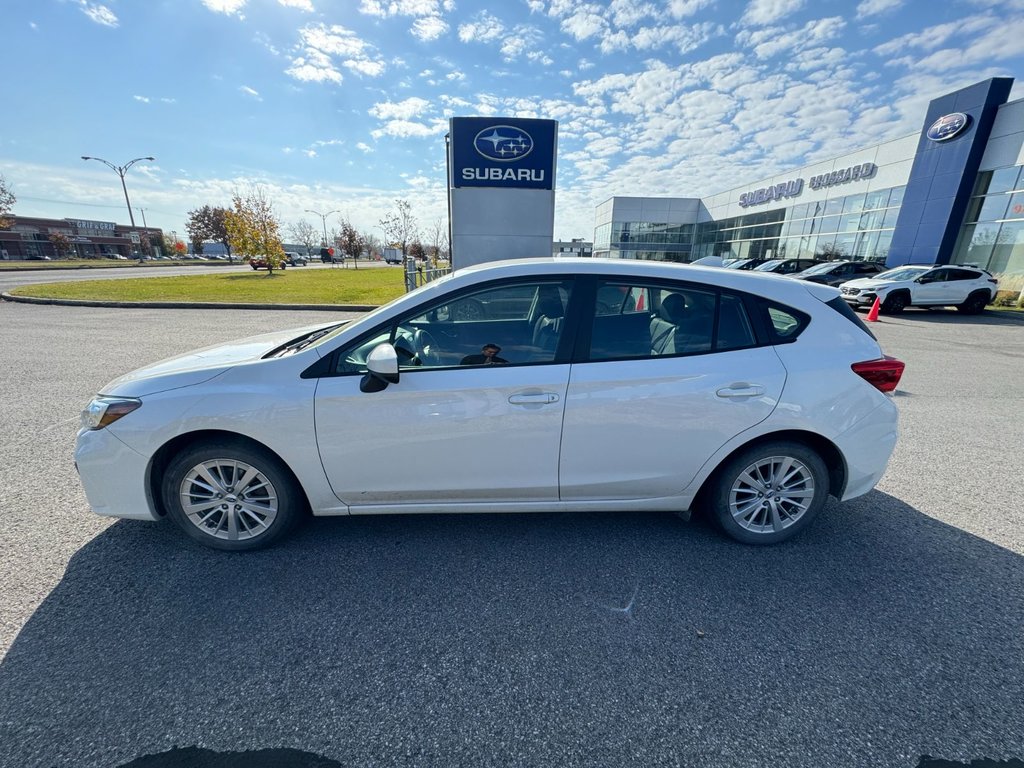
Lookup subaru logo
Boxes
[927,112,970,142]
[473,125,534,162]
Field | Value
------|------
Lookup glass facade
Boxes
[597,187,905,265]
[691,186,905,263]
[593,222,694,262]
[952,164,1024,275]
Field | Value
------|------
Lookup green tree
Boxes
[0,174,16,230]
[48,232,73,259]
[186,205,233,260]
[225,185,284,274]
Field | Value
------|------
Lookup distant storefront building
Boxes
[594,77,1024,277]
[553,238,593,257]
[0,215,163,260]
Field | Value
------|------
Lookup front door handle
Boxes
[716,384,765,398]
[509,393,560,405]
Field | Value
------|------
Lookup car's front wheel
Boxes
[162,440,304,551]
[707,441,829,545]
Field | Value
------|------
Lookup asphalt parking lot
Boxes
[0,300,1022,768]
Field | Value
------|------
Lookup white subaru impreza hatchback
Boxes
[76,258,904,550]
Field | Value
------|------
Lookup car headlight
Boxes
[80,396,142,430]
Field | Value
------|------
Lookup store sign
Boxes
[738,162,877,207]
[66,219,116,231]
[450,117,556,190]
[927,112,970,142]
[739,179,803,208]
[809,162,876,190]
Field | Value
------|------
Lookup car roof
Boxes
[449,256,836,304]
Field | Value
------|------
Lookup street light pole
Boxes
[81,155,155,228]
[305,208,340,249]
[136,207,148,228]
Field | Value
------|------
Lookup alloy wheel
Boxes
[728,455,816,535]
[179,459,279,541]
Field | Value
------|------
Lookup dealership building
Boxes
[594,77,1024,277]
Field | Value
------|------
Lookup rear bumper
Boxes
[834,399,899,501]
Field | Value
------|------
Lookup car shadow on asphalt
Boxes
[2,495,1023,767]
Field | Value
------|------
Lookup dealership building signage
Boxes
[739,162,877,207]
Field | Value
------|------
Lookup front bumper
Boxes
[75,427,159,521]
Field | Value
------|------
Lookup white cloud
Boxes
[287,24,385,83]
[78,2,118,27]
[874,14,995,56]
[202,0,247,15]
[369,119,447,139]
[667,0,714,17]
[741,0,805,26]
[133,95,150,103]
[855,0,903,18]
[356,142,373,152]
[458,12,505,43]
[370,97,431,120]
[278,0,314,9]
[737,16,845,58]
[412,15,448,40]
[239,85,262,100]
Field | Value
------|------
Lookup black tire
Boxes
[251,265,259,270]
[162,440,304,551]
[881,292,908,314]
[957,291,989,314]
[707,441,829,545]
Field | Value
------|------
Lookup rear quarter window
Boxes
[762,302,811,343]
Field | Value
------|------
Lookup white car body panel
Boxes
[74,258,901,533]
[559,348,786,500]
[315,365,570,505]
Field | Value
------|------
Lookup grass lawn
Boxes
[10,268,407,306]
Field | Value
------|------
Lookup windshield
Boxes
[726,259,751,269]
[754,260,784,271]
[875,266,930,281]
[800,262,842,276]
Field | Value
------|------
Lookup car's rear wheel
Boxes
[162,441,304,551]
[957,291,989,314]
[881,292,908,314]
[708,441,828,545]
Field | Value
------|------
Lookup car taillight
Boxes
[852,356,905,393]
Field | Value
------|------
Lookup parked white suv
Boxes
[839,265,998,314]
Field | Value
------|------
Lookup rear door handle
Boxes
[716,384,765,398]
[509,393,560,405]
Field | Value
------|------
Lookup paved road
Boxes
[0,302,1021,768]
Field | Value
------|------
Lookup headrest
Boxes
[659,293,687,323]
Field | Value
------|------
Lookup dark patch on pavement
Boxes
[120,746,345,767]
[917,757,1024,767]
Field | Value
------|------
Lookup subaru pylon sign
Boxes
[448,117,558,270]
[451,117,556,190]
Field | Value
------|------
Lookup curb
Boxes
[1,292,378,312]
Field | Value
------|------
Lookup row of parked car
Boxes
[720,257,999,314]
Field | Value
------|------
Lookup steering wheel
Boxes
[413,329,441,366]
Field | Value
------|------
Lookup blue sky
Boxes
[3,0,1024,242]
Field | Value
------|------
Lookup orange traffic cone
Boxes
[865,296,881,323]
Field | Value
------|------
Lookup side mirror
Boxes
[360,343,400,393]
